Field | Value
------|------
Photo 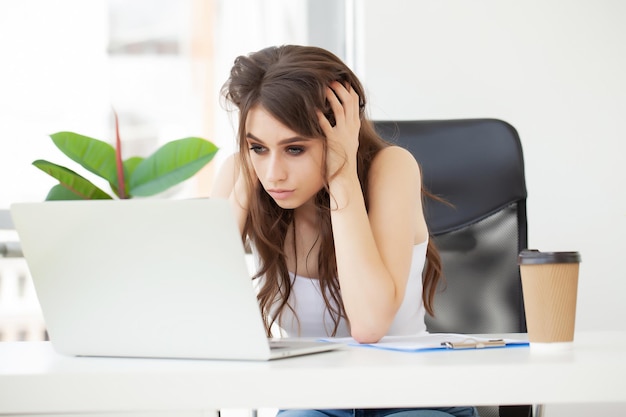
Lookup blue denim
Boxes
[276,407,479,417]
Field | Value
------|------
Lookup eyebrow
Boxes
[246,132,313,145]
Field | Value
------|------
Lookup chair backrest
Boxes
[374,119,528,334]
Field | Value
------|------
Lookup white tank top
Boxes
[263,241,428,338]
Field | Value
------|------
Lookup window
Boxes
[17,329,28,342]
[1,0,347,207]
[17,274,27,299]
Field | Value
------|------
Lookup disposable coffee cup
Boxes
[518,250,581,350]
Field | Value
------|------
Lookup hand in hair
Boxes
[317,81,361,182]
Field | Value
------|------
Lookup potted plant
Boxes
[33,114,218,200]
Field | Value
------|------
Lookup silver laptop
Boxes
[10,199,341,360]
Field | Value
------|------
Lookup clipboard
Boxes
[320,333,529,352]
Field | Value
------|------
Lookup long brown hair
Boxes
[221,45,442,336]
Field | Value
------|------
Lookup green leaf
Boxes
[45,184,92,200]
[124,156,144,178]
[50,132,118,184]
[110,156,144,198]
[33,160,113,200]
[129,137,218,197]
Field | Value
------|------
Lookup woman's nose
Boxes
[266,155,287,182]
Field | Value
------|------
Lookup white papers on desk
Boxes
[320,333,529,352]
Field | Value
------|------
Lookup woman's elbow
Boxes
[349,322,390,344]
[348,303,399,344]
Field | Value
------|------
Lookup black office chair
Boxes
[374,119,532,417]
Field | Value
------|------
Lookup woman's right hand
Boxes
[211,153,254,234]
[232,158,255,209]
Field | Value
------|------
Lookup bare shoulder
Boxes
[367,145,427,245]
[370,145,421,182]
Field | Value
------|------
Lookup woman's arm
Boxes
[319,83,428,344]
[210,153,250,234]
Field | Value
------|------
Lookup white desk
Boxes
[0,331,624,415]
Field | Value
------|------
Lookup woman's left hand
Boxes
[317,81,361,179]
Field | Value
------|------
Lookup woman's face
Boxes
[245,106,325,210]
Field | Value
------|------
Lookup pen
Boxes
[441,339,506,349]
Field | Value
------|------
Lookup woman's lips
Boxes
[267,189,294,200]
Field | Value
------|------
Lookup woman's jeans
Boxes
[276,407,479,417]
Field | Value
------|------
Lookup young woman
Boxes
[212,45,478,417]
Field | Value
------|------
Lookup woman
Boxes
[212,45,478,417]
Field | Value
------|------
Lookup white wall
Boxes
[355,0,626,332]
[354,2,626,415]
